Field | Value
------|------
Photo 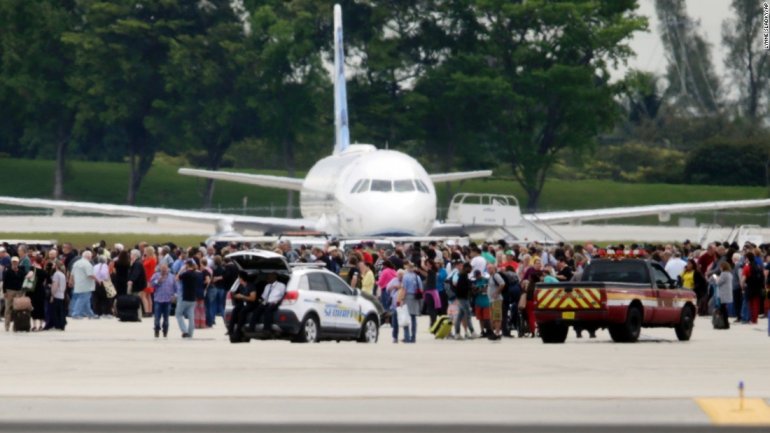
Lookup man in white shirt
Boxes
[69,251,97,319]
[470,247,487,275]
[664,252,687,281]
[252,272,287,334]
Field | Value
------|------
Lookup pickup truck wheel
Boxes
[675,307,694,341]
[609,306,642,343]
[540,323,569,343]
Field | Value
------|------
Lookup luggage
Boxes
[13,296,33,311]
[711,295,727,329]
[194,300,206,329]
[13,310,31,332]
[712,309,727,329]
[429,315,453,339]
[116,295,141,322]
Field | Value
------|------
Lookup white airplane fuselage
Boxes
[300,144,436,237]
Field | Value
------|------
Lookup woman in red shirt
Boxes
[140,246,157,317]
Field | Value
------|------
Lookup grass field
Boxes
[2,157,767,215]
[0,232,207,250]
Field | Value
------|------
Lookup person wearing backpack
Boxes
[741,251,763,324]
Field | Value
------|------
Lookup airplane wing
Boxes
[525,199,770,225]
[178,168,304,191]
[429,170,493,183]
[0,196,315,234]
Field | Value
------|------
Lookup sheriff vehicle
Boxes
[226,250,380,344]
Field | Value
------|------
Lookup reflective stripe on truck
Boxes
[536,287,604,310]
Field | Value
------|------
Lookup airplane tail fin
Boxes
[333,4,350,154]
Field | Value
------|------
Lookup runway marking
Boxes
[696,398,770,425]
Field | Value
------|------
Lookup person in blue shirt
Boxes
[402,262,423,343]
[472,270,491,338]
[436,257,448,315]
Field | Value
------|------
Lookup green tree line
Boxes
[1,0,768,211]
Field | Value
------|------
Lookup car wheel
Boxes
[539,323,568,343]
[295,315,320,343]
[610,306,642,343]
[675,307,694,341]
[358,316,379,343]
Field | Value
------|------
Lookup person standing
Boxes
[127,249,147,297]
[29,255,49,331]
[452,263,477,339]
[715,261,733,330]
[140,246,157,317]
[359,261,375,296]
[44,261,67,331]
[176,260,201,338]
[421,259,441,327]
[3,257,25,331]
[150,263,175,338]
[17,245,31,273]
[69,251,97,319]
[387,270,406,343]
[731,252,743,321]
[741,251,763,324]
[377,260,397,311]
[196,259,211,329]
[402,263,423,343]
[93,256,113,317]
[112,250,131,297]
[207,256,227,328]
[486,264,506,340]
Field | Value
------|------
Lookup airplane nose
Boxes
[364,193,434,235]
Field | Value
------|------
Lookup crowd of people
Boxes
[0,237,769,340]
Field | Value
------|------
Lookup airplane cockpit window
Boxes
[370,179,392,192]
[394,180,415,192]
[350,179,363,193]
[414,179,429,193]
[354,179,370,193]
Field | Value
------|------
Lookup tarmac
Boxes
[0,315,767,431]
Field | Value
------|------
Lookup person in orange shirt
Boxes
[140,245,157,317]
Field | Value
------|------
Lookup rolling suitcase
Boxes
[429,315,453,339]
[116,295,141,322]
[13,310,31,332]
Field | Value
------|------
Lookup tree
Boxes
[656,0,721,116]
[249,2,328,217]
[722,0,770,121]
[684,137,770,186]
[152,1,259,208]
[437,0,646,210]
[64,0,206,204]
[0,0,78,199]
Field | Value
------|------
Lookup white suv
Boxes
[226,250,380,343]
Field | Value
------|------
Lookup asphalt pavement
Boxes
[0,315,767,430]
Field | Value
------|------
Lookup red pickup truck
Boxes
[534,259,697,343]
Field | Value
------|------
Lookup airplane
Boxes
[1,4,770,239]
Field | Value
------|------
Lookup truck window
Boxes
[651,264,672,288]
[582,261,651,284]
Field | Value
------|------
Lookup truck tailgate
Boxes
[536,286,605,311]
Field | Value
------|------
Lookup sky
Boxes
[613,0,734,85]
